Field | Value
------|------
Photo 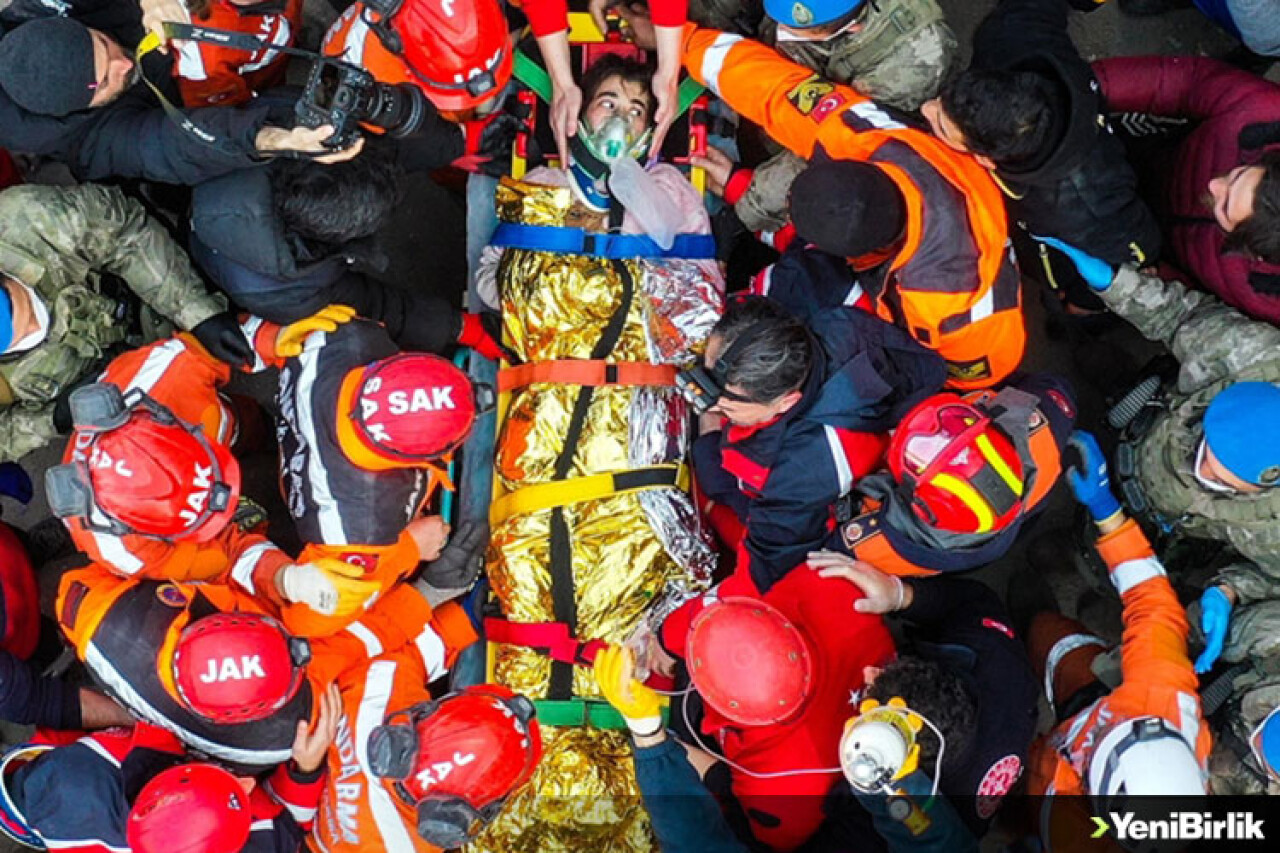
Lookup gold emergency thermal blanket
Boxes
[473,176,720,852]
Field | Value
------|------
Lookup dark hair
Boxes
[711,297,811,402]
[579,53,656,123]
[270,150,404,250]
[939,70,1061,166]
[1223,151,1280,263]
[866,657,977,782]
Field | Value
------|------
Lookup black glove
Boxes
[192,311,253,368]
[421,521,488,589]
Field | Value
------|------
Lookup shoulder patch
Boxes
[981,617,1014,639]
[156,583,189,608]
[976,754,1023,818]
[946,356,992,384]
[786,75,837,117]
[1046,389,1075,419]
[60,580,90,629]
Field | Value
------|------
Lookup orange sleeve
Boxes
[681,25,865,160]
[281,533,421,639]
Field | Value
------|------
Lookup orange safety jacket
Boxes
[62,322,292,587]
[323,4,417,96]
[682,26,1026,389]
[838,384,1068,577]
[172,0,302,107]
[56,563,476,771]
[1028,519,1211,851]
[311,614,477,853]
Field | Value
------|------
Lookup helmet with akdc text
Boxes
[45,384,239,543]
[172,612,311,725]
[1085,716,1205,801]
[1203,381,1280,488]
[127,763,252,853]
[888,393,1026,535]
[366,684,542,848]
[362,0,512,111]
[336,353,479,471]
[765,0,865,29]
[687,597,813,726]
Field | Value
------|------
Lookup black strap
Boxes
[546,258,636,700]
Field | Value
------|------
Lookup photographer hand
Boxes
[256,125,366,164]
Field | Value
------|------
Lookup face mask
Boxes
[775,10,866,43]
[1193,439,1239,494]
[566,114,652,212]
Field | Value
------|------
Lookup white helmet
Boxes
[1086,716,1206,799]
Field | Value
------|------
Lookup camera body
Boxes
[296,58,428,149]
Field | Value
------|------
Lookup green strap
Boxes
[513,47,706,121]
[533,699,669,730]
[513,49,555,103]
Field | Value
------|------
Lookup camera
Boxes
[296,58,430,149]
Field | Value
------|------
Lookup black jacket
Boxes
[0,6,274,186]
[970,0,1160,268]
[190,164,461,353]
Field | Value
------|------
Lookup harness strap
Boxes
[486,618,676,691]
[498,359,676,392]
[532,698,670,730]
[490,223,716,259]
[490,464,688,524]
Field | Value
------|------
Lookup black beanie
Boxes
[789,158,907,259]
[0,18,97,117]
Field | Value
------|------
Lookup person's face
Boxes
[702,334,800,427]
[921,98,970,154]
[1196,440,1264,494]
[775,6,867,42]
[1207,165,1265,233]
[88,28,134,108]
[583,74,651,139]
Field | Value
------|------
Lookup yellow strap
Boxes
[490,464,689,524]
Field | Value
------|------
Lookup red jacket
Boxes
[173,0,302,106]
[1094,56,1280,323]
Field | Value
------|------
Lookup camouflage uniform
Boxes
[689,0,959,231]
[1098,266,1280,794]
[0,184,225,461]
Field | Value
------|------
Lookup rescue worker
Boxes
[1042,237,1280,580]
[0,696,335,853]
[1026,431,1209,848]
[653,567,896,851]
[319,682,541,853]
[55,559,476,771]
[322,0,512,119]
[255,315,492,636]
[826,375,1076,576]
[44,310,368,603]
[919,0,1160,314]
[806,554,1039,835]
[682,26,1028,389]
[592,643,979,852]
[139,0,303,107]
[0,182,243,461]
[688,0,959,236]
[683,295,945,596]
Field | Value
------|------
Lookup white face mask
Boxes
[775,11,865,43]
[1193,439,1239,494]
[3,278,49,355]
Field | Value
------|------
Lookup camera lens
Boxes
[362,83,426,137]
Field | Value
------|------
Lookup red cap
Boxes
[173,613,308,724]
[688,597,813,726]
[127,763,251,853]
[888,394,1025,534]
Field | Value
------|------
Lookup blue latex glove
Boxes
[1195,586,1233,674]
[0,462,32,505]
[1033,235,1116,291]
[1066,431,1122,522]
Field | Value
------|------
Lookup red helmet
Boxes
[367,684,542,848]
[888,394,1026,535]
[127,763,251,853]
[688,597,813,726]
[172,612,310,724]
[46,386,239,543]
[337,353,477,471]
[364,0,512,111]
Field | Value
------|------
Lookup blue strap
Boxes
[490,223,716,260]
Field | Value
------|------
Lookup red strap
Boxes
[485,618,673,690]
[498,360,677,392]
